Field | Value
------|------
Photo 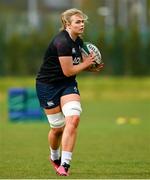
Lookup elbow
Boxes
[63,71,73,77]
[63,69,74,77]
[62,66,76,77]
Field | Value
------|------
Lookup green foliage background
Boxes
[0,21,150,76]
[0,0,150,76]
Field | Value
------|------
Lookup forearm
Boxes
[65,62,89,77]
[59,55,95,77]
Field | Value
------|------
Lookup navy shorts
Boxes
[36,81,80,109]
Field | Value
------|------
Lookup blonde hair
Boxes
[60,8,88,31]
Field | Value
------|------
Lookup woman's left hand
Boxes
[89,62,104,72]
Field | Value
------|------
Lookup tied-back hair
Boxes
[60,8,88,31]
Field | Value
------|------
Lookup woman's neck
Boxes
[65,29,77,41]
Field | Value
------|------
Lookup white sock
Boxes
[61,151,72,165]
[50,147,60,161]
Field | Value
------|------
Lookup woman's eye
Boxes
[76,20,84,24]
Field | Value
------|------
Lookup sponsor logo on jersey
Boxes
[72,48,76,54]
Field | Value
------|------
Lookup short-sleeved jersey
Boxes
[36,30,83,84]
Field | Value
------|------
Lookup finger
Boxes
[89,51,95,57]
[98,63,104,68]
[100,63,104,67]
[90,51,94,55]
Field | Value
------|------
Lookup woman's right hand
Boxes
[82,52,96,68]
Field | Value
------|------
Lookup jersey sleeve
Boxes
[54,37,72,57]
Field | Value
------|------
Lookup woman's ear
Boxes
[66,22,71,29]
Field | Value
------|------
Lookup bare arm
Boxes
[59,53,95,77]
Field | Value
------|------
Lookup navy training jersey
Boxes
[36,30,83,84]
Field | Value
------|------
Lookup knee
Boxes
[66,116,80,133]
[50,127,64,136]
[62,101,82,133]
[71,115,80,128]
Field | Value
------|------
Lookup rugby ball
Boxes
[81,42,102,69]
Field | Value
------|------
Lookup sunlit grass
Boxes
[0,76,150,178]
[1,100,150,178]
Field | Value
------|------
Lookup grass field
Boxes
[0,76,150,179]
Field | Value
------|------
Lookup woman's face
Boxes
[67,14,85,35]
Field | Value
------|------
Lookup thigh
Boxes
[61,81,80,107]
[44,105,61,115]
[44,105,65,128]
[61,94,80,107]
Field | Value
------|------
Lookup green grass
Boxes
[0,76,150,178]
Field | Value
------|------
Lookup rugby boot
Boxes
[49,157,61,171]
[56,162,70,176]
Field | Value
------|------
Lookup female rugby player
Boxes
[36,8,104,176]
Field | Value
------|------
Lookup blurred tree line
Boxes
[0,0,150,76]
[1,23,150,76]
